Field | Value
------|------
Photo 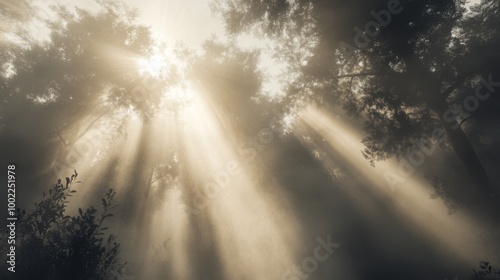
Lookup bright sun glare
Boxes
[138,53,168,77]
[134,46,199,118]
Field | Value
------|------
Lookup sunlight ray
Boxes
[170,90,303,279]
[56,116,142,212]
[300,106,500,266]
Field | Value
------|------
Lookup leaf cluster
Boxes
[1,170,129,280]
[472,262,500,280]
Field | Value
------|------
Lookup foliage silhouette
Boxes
[0,170,129,280]
[472,262,500,280]
[427,176,460,215]
[0,1,182,184]
[212,0,500,196]
[189,39,272,135]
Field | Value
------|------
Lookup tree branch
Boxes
[333,72,381,79]
[457,115,472,127]
[349,76,355,95]
[442,75,468,97]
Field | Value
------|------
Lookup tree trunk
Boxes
[431,98,498,197]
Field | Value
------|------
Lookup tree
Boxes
[472,262,500,280]
[0,1,181,182]
[212,0,500,196]
[0,171,130,280]
[189,39,274,135]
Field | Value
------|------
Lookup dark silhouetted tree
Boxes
[472,262,500,280]
[0,171,130,280]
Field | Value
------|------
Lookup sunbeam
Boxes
[168,90,302,279]
[300,106,500,266]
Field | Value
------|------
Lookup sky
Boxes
[31,0,482,98]
[122,0,225,48]
[31,0,224,49]
[33,0,482,46]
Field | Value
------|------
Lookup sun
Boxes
[138,53,168,77]
[134,46,200,116]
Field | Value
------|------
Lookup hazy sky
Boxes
[122,0,225,48]
[33,0,482,97]
[31,0,224,49]
[35,0,482,47]
[123,0,481,48]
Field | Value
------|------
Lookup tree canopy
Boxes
[211,0,500,196]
